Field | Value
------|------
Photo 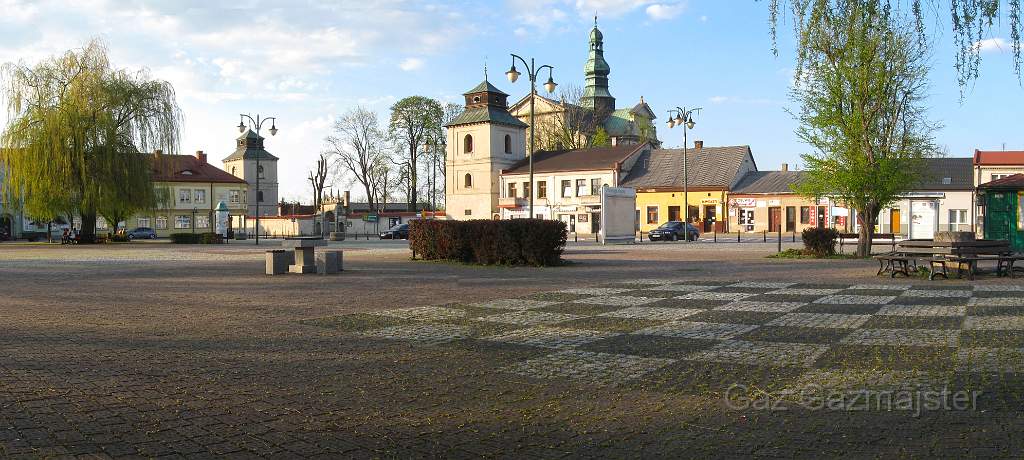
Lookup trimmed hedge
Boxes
[409,219,567,266]
[802,227,840,257]
[170,232,224,244]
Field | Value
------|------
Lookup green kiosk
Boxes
[978,174,1024,252]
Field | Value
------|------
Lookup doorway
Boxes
[785,206,796,232]
[816,207,826,229]
[703,205,717,233]
[909,201,937,239]
[559,214,576,233]
[890,208,902,234]
[768,207,782,232]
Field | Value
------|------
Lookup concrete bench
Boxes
[266,250,291,275]
[317,250,343,274]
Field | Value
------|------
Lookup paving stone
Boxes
[814,295,896,305]
[684,340,829,367]
[901,289,972,298]
[767,313,871,329]
[876,305,967,317]
[357,323,473,345]
[728,282,796,289]
[646,284,718,292]
[957,347,1024,373]
[675,292,757,301]
[971,285,1024,292]
[572,295,659,306]
[737,326,852,344]
[369,306,467,322]
[480,327,619,349]
[598,307,706,321]
[474,310,583,326]
[685,310,784,325]
[968,297,1024,307]
[633,321,759,340]
[963,316,1024,330]
[471,299,561,310]
[862,315,964,330]
[579,335,719,358]
[556,287,634,296]
[766,288,842,296]
[849,284,912,290]
[784,369,948,393]
[713,301,806,313]
[555,316,664,333]
[840,329,960,347]
[502,350,675,385]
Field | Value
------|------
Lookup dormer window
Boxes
[942,177,952,185]
[181,170,194,176]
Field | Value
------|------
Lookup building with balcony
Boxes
[498,143,650,233]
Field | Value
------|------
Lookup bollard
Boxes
[737,231,741,243]
[763,230,767,242]
[792,231,796,242]
[714,231,717,243]
[574,232,578,242]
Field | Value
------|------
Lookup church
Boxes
[507,19,659,149]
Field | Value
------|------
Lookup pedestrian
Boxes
[69,227,77,244]
[61,228,69,244]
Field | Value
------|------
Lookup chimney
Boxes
[781,163,789,172]
[195,150,207,163]
[693,140,703,150]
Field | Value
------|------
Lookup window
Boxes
[174,215,191,229]
[646,206,659,224]
[523,182,530,199]
[179,189,191,203]
[464,134,473,153]
[537,181,547,199]
[590,178,601,196]
[948,209,968,231]
[194,189,206,205]
[464,209,472,216]
[993,173,1012,181]
[941,177,952,185]
[155,216,168,229]
[561,180,572,198]
[464,173,473,188]
[576,179,586,197]
[196,215,210,229]
[668,206,681,221]
[137,217,151,228]
[504,134,512,154]
[231,166,236,176]
[508,182,517,198]
[229,190,240,204]
[257,165,265,179]
[800,206,810,224]
[96,217,108,230]
[257,190,264,203]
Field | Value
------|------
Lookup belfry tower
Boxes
[581,17,615,116]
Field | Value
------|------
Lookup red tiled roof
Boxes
[978,173,1024,189]
[151,153,246,184]
[973,150,1024,166]
[501,143,649,175]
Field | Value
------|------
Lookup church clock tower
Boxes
[582,17,615,117]
[444,77,528,220]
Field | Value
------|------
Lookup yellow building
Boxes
[128,151,249,237]
[621,144,757,233]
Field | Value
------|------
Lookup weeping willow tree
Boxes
[0,39,180,241]
[791,2,938,257]
[767,0,1022,91]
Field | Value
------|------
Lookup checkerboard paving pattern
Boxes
[338,280,1024,389]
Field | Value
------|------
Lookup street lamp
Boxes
[666,106,701,239]
[191,207,197,235]
[237,114,278,246]
[506,54,556,219]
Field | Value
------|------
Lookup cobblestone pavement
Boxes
[2,243,1024,458]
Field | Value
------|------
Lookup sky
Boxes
[1,0,1023,202]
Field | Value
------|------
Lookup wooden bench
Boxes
[897,239,1016,280]
[873,252,915,278]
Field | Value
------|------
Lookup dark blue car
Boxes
[648,221,700,242]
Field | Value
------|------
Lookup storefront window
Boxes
[576,179,586,197]
[561,180,571,198]
[646,206,659,224]
[800,206,810,224]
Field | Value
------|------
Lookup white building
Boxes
[223,130,279,217]
[498,143,650,233]
[875,157,974,239]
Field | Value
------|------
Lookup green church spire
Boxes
[582,16,615,114]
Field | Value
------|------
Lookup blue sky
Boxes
[1,0,1022,202]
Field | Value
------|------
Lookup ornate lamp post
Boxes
[237,114,278,246]
[506,54,557,219]
[666,106,701,238]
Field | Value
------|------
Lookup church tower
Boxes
[581,17,615,116]
[444,76,528,220]
[223,130,279,217]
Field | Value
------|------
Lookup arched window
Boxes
[464,173,473,188]
[504,134,512,154]
[257,165,265,179]
[464,134,473,153]
[231,166,236,176]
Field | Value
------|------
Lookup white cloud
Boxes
[399,57,425,72]
[645,3,686,21]
[974,37,1009,53]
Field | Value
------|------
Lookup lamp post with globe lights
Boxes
[237,114,278,246]
[506,54,557,219]
[666,107,701,235]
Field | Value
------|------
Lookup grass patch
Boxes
[766,248,859,259]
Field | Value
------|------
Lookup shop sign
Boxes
[733,198,756,207]
[768,199,781,206]
[701,198,720,205]
[756,200,767,208]
[553,205,577,213]
[577,214,589,223]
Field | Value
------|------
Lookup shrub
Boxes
[409,219,567,266]
[802,227,840,257]
[170,232,222,244]
[109,234,130,243]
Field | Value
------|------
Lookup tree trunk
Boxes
[79,210,97,244]
[410,145,418,212]
[855,203,877,258]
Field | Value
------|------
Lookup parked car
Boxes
[379,223,409,240]
[126,227,158,240]
[648,221,700,242]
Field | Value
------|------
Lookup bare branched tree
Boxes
[307,153,330,211]
[323,106,389,212]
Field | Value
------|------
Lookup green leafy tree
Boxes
[0,39,181,242]
[767,0,1023,92]
[389,96,442,212]
[591,127,611,148]
[791,2,937,257]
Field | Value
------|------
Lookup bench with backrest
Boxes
[840,232,897,254]
[892,239,1018,280]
